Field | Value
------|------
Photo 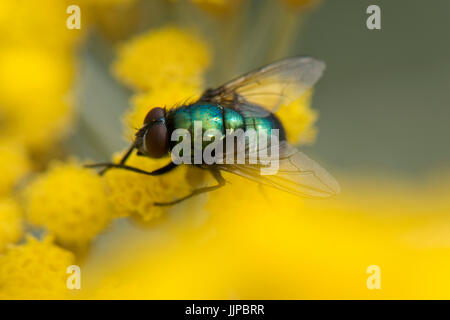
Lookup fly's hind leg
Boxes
[154,169,225,206]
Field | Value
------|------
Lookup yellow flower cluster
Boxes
[25,162,113,246]
[0,236,74,299]
[113,26,211,91]
[104,152,207,221]
[0,199,23,253]
[277,89,318,145]
[0,1,85,273]
[0,2,90,299]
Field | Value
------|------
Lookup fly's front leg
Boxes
[85,160,178,176]
[154,168,226,206]
[95,144,135,176]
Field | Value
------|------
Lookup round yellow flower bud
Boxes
[25,162,113,246]
[113,26,211,91]
[0,236,74,299]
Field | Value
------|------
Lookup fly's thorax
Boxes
[167,104,225,150]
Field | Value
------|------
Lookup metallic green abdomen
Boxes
[167,103,285,150]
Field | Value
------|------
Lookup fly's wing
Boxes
[199,57,325,116]
[202,56,336,197]
[216,141,340,198]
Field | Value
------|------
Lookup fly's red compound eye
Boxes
[144,123,168,158]
[144,107,165,124]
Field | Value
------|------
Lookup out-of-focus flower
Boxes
[0,48,73,106]
[80,174,450,299]
[0,143,31,196]
[113,26,211,91]
[0,0,82,52]
[277,89,318,144]
[0,236,74,299]
[0,0,82,156]
[104,152,207,221]
[0,198,23,253]
[0,46,75,154]
[277,90,318,144]
[25,161,113,246]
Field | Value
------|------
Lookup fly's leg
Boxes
[85,161,178,176]
[95,144,135,176]
[154,169,225,206]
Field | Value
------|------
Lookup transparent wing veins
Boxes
[217,141,340,199]
[199,56,326,115]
